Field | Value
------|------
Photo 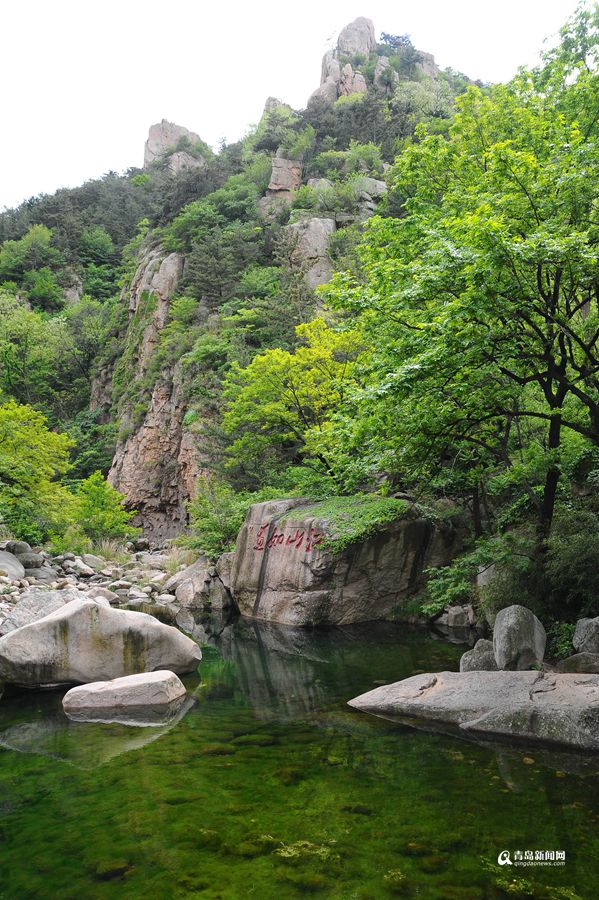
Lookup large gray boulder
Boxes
[283,217,336,288]
[0,599,201,686]
[230,498,460,626]
[0,587,82,636]
[493,605,546,670]
[0,551,25,582]
[163,559,212,609]
[337,17,376,56]
[348,670,599,751]
[573,617,599,654]
[557,652,599,674]
[460,639,498,672]
[63,670,187,724]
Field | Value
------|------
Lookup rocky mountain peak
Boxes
[144,119,205,172]
[337,17,376,57]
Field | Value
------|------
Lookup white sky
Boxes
[1,0,581,210]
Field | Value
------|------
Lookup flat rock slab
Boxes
[63,670,187,725]
[348,671,599,751]
[0,599,201,686]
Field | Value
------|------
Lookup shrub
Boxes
[73,471,139,542]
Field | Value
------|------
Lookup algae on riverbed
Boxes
[0,622,596,899]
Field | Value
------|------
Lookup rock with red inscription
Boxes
[229,499,461,626]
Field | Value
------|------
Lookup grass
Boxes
[91,539,130,565]
[284,494,412,555]
[163,547,199,576]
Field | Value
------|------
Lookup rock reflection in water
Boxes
[0,690,196,768]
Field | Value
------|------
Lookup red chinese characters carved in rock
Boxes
[253,524,324,553]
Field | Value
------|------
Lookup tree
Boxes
[73,471,138,541]
[222,318,369,485]
[325,6,599,551]
[0,400,76,543]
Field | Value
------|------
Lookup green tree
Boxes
[325,6,599,553]
[0,400,76,543]
[73,471,138,541]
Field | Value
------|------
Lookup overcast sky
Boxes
[1,0,581,210]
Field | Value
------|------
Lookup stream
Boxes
[0,620,597,898]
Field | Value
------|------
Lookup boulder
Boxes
[23,567,56,584]
[348,670,599,751]
[0,551,25,582]
[337,17,376,57]
[16,552,44,569]
[0,599,201,686]
[62,670,187,724]
[5,541,31,556]
[493,605,546,670]
[86,586,119,603]
[557,652,599,674]
[573,617,599,655]
[144,119,203,167]
[0,587,81,636]
[230,498,460,626]
[374,56,398,90]
[81,554,105,571]
[163,558,211,602]
[460,639,498,672]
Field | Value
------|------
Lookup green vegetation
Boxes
[0,5,596,637]
[287,495,411,554]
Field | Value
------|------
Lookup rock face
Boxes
[348,670,599,751]
[337,17,376,56]
[0,551,25,582]
[557,652,599,674]
[144,120,203,168]
[229,499,460,626]
[573,617,599,654]
[268,156,303,195]
[62,670,187,723]
[493,605,546,670]
[97,244,204,540]
[0,599,201,686]
[283,217,336,288]
[459,639,498,672]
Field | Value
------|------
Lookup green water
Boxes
[0,620,598,899]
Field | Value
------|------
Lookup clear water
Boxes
[0,619,597,899]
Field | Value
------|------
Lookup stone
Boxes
[447,606,469,628]
[16,552,44,568]
[5,541,31,556]
[144,119,203,167]
[358,176,387,198]
[70,559,95,578]
[230,498,460,626]
[0,551,25,582]
[460,639,498,672]
[23,567,56,584]
[62,670,187,723]
[337,17,376,57]
[167,151,204,174]
[493,605,546,670]
[268,157,303,194]
[348,670,599,751]
[374,56,398,90]
[86,586,119,603]
[0,599,201,686]
[283,217,336,289]
[557,652,599,674]
[309,79,339,105]
[81,554,105,571]
[573,617,599,654]
[0,587,82,636]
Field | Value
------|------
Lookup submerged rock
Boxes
[348,670,599,751]
[0,599,201,686]
[493,605,546,670]
[63,670,187,725]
